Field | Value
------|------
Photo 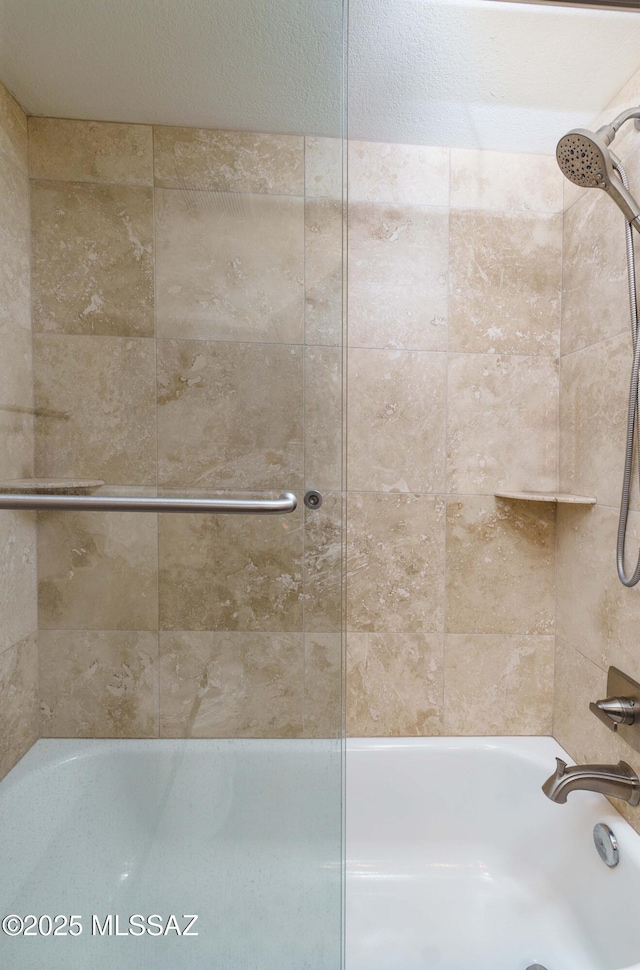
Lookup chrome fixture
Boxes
[303,490,323,510]
[593,823,620,868]
[0,491,298,515]
[542,757,640,806]
[589,666,640,754]
[557,108,640,586]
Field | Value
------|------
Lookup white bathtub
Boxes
[1,736,639,969]
[347,736,640,970]
[0,738,343,970]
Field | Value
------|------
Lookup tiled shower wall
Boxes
[27,117,567,743]
[29,120,343,740]
[346,142,563,737]
[555,64,640,831]
[0,82,38,779]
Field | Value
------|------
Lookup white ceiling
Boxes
[1,0,640,154]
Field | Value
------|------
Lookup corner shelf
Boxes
[0,479,104,495]
[494,490,596,505]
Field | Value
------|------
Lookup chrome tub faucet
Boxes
[542,757,640,806]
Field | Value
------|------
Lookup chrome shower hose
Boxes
[615,161,640,586]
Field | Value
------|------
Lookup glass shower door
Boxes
[0,1,346,967]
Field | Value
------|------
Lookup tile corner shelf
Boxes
[0,479,105,495]
[494,490,596,505]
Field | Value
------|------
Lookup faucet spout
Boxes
[542,757,640,806]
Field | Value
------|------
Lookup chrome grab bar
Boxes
[0,491,298,515]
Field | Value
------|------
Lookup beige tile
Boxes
[0,329,34,480]
[553,637,640,833]
[349,141,449,206]
[157,339,303,490]
[305,137,342,200]
[28,118,153,185]
[304,633,342,738]
[34,334,157,485]
[450,149,563,212]
[347,632,443,737]
[0,81,27,170]
[154,126,304,195]
[155,188,303,343]
[446,496,555,635]
[37,510,158,631]
[40,630,159,738]
[305,198,343,346]
[561,188,627,356]
[559,333,629,510]
[348,202,448,351]
[444,634,553,735]
[0,511,37,654]
[348,348,446,493]
[556,503,640,675]
[347,493,445,633]
[304,346,342,492]
[159,508,303,632]
[447,354,558,494]
[0,148,30,333]
[304,492,343,634]
[31,181,154,337]
[0,633,38,781]
[449,210,561,356]
[159,631,303,738]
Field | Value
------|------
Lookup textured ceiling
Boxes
[1,0,640,153]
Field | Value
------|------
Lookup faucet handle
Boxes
[590,696,637,732]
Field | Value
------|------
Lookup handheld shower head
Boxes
[556,126,640,229]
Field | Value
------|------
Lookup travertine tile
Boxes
[31,181,154,337]
[554,637,640,833]
[304,633,342,738]
[347,632,443,736]
[157,339,303,490]
[447,354,558,494]
[40,630,159,738]
[305,199,343,346]
[561,188,627,356]
[34,334,157,485]
[154,126,304,195]
[450,149,563,212]
[159,509,303,632]
[155,188,304,343]
[0,511,37,654]
[348,202,448,351]
[304,346,342,492]
[38,511,158,631]
[348,348,446,493]
[0,633,38,781]
[446,496,555,635]
[347,493,445,633]
[559,333,630,510]
[349,141,449,206]
[159,631,303,738]
[0,329,34,480]
[305,137,342,200]
[449,210,561,356]
[0,146,30,333]
[557,503,640,674]
[304,492,343,633]
[0,82,27,169]
[444,634,553,735]
[28,118,153,185]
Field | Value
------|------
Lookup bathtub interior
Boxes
[346,737,640,970]
[0,738,343,970]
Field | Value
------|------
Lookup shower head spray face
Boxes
[556,129,610,188]
[556,126,640,228]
